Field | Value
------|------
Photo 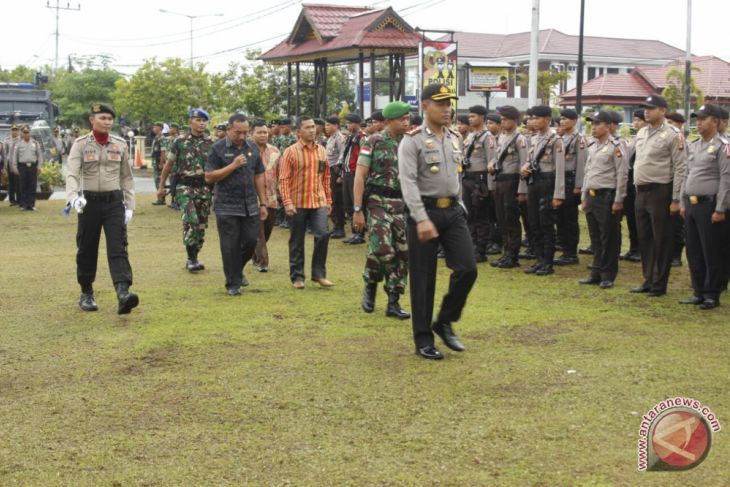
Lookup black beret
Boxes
[216,123,227,131]
[345,113,362,124]
[468,105,487,116]
[371,111,384,122]
[90,102,115,118]
[270,119,280,126]
[525,108,533,116]
[643,95,668,109]
[633,110,646,121]
[410,114,423,126]
[325,116,340,125]
[608,111,623,124]
[456,115,470,125]
[560,109,578,120]
[421,83,457,101]
[692,104,724,119]
[365,117,373,123]
[280,118,292,125]
[666,112,685,124]
[486,113,502,124]
[552,117,561,126]
[497,105,520,121]
[589,111,612,124]
[530,105,552,118]
[719,107,730,121]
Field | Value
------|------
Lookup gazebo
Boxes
[259,4,422,117]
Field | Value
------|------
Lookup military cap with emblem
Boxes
[325,115,341,125]
[456,115,469,125]
[608,111,623,124]
[21,125,30,133]
[421,83,457,101]
[560,108,578,120]
[314,118,325,126]
[691,104,724,119]
[468,105,487,116]
[643,95,668,109]
[497,105,520,121]
[589,111,612,124]
[633,109,646,121]
[11,124,18,130]
[382,101,410,120]
[345,113,362,124]
[530,105,552,118]
[371,111,385,122]
[188,108,209,121]
[90,102,115,118]
[486,113,501,124]
[666,112,685,124]
[216,123,228,131]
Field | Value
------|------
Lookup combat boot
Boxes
[79,291,98,312]
[115,282,139,315]
[186,246,204,272]
[362,283,377,313]
[386,292,410,320]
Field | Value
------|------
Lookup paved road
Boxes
[49,171,157,200]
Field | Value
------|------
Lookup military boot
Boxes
[186,246,204,272]
[386,292,410,320]
[79,291,98,312]
[362,283,377,313]
[115,282,139,315]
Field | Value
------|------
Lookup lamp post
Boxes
[159,9,223,67]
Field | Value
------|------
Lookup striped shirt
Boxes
[279,140,332,209]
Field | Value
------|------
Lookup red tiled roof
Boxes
[445,29,685,61]
[560,73,653,100]
[301,4,372,38]
[635,56,730,99]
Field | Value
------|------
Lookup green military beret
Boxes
[170,123,180,129]
[382,101,411,120]
[182,124,190,130]
[153,121,164,127]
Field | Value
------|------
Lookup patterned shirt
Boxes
[167,133,215,178]
[279,139,331,209]
[259,143,281,208]
[357,128,402,191]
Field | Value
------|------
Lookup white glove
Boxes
[72,196,87,214]
[124,209,134,226]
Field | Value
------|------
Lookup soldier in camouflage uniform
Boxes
[273,118,297,152]
[151,122,166,205]
[352,101,411,319]
[159,108,215,272]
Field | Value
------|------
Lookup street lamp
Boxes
[159,9,224,67]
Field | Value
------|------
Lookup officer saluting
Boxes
[66,103,138,314]
[398,83,478,360]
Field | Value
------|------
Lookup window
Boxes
[607,68,619,74]
[587,67,596,80]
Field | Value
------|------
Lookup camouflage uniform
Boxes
[150,133,165,190]
[273,133,297,153]
[357,128,408,293]
[166,133,215,251]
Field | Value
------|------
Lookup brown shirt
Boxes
[633,121,687,200]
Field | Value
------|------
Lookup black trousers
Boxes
[330,169,345,230]
[76,196,133,290]
[406,205,477,348]
[673,214,685,260]
[519,199,532,247]
[462,174,490,254]
[216,214,259,289]
[8,171,19,203]
[635,183,674,292]
[585,191,621,282]
[720,211,730,291]
[622,169,639,252]
[685,199,725,301]
[494,176,521,257]
[18,163,38,209]
[288,207,330,282]
[556,174,580,256]
[526,174,558,264]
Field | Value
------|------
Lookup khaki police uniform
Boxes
[463,128,493,258]
[13,136,43,210]
[556,129,587,259]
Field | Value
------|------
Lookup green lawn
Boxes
[1,196,728,486]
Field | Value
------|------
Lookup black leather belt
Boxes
[367,186,402,199]
[534,172,555,180]
[587,188,615,197]
[422,196,458,209]
[181,177,206,187]
[495,173,520,182]
[85,190,122,202]
[685,195,715,205]
[464,171,488,180]
[636,183,664,192]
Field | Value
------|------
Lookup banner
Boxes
[468,66,510,92]
[420,41,458,110]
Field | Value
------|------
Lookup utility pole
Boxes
[46,1,81,72]
[528,0,540,106]
[683,0,692,135]
[159,9,223,68]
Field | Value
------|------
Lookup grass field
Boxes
[1,195,728,486]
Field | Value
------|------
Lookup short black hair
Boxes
[251,118,268,131]
[228,113,248,126]
[295,115,313,129]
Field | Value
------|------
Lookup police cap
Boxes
[421,83,457,101]
[90,103,115,118]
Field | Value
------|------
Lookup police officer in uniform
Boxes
[398,84,477,360]
[66,103,138,314]
[620,110,646,262]
[4,124,21,206]
[521,105,566,276]
[678,104,730,309]
[554,108,587,265]
[12,125,43,211]
[456,114,470,139]
[325,116,346,238]
[578,111,628,288]
[463,105,494,262]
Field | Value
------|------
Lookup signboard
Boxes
[468,66,510,92]
[420,40,458,110]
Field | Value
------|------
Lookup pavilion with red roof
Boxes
[260,4,423,116]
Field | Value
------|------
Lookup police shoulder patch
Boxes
[447,127,460,137]
[406,127,422,136]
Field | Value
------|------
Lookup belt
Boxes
[367,186,402,199]
[565,170,576,177]
[495,173,520,182]
[464,171,488,180]
[636,182,664,192]
[685,195,715,205]
[84,190,122,202]
[534,171,555,180]
[22,162,38,167]
[422,196,457,209]
[181,176,206,187]
[587,188,615,197]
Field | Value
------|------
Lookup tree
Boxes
[52,68,121,127]
[662,66,703,112]
[0,65,39,84]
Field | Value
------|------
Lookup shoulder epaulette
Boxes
[447,127,459,137]
[110,134,126,143]
[610,138,621,147]
[719,136,729,145]
[406,127,422,136]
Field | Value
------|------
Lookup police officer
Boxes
[371,110,385,134]
[66,103,138,314]
[554,108,587,265]
[631,95,687,297]
[325,116,346,238]
[456,114,470,139]
[484,112,503,255]
[215,123,228,140]
[353,100,411,319]
[462,105,493,262]
[578,111,628,289]
[12,125,44,211]
[159,108,215,272]
[521,105,566,276]
[150,122,166,205]
[4,124,21,206]
[620,110,646,262]
[398,83,477,360]
[52,126,64,164]
[488,105,529,268]
[678,104,730,309]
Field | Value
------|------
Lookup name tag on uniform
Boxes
[108,144,122,162]
[83,150,98,162]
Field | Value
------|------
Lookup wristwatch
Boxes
[353,205,363,212]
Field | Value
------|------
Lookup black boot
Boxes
[79,291,98,311]
[386,292,410,320]
[362,283,377,313]
[186,246,204,272]
[115,282,139,315]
